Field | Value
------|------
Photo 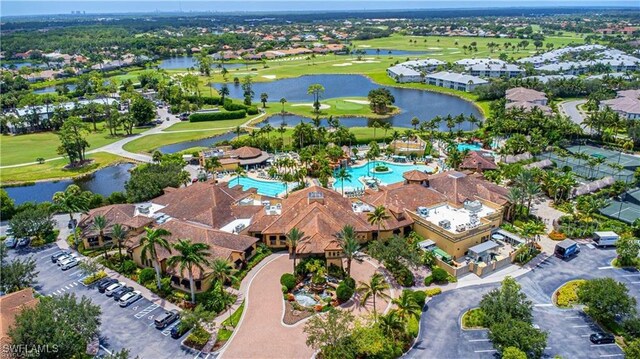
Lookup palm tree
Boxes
[210,258,237,302]
[335,167,352,196]
[523,181,541,215]
[140,227,173,289]
[506,187,524,220]
[337,225,360,277]
[280,97,287,113]
[260,92,269,108]
[205,156,221,173]
[286,228,304,272]
[357,272,391,322]
[520,221,545,254]
[379,311,404,340]
[92,215,109,259]
[167,239,211,303]
[111,223,127,262]
[234,166,246,186]
[52,184,89,247]
[392,290,422,322]
[367,205,390,239]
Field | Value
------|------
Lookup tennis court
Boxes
[566,145,640,169]
[541,151,636,183]
[599,189,640,224]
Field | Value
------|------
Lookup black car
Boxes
[67,219,78,229]
[51,251,70,263]
[590,332,615,344]
[97,278,118,293]
[170,321,190,339]
[155,310,180,329]
[112,286,134,301]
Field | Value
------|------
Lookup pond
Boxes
[33,84,78,94]
[157,131,237,153]
[4,163,134,204]
[158,56,248,70]
[212,74,482,129]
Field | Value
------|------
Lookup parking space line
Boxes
[468,339,490,342]
[572,325,589,328]
[592,344,619,347]
[534,303,553,307]
[621,274,640,277]
[99,345,112,355]
[600,355,623,357]
[581,334,591,337]
[134,303,159,319]
[565,316,580,319]
[630,281,640,284]
[474,349,497,353]
[598,266,613,270]
[162,321,180,336]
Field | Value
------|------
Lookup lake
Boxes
[158,56,248,70]
[213,74,482,129]
[33,84,78,94]
[5,163,134,204]
[158,131,237,153]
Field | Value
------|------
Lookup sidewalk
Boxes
[453,252,550,290]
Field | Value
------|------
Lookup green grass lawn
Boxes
[217,301,245,342]
[1,152,126,184]
[163,118,250,132]
[1,126,145,166]
[243,125,407,146]
[263,97,394,120]
[122,129,229,154]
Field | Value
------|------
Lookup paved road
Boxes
[560,99,588,131]
[404,246,627,359]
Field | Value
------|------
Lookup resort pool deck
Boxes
[333,161,434,190]
[228,176,290,197]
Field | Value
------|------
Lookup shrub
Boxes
[412,290,427,306]
[386,261,414,287]
[138,268,156,285]
[246,106,259,115]
[328,264,346,280]
[431,267,449,283]
[185,325,211,349]
[83,271,107,285]
[223,101,249,111]
[623,317,640,339]
[548,230,567,241]
[424,275,433,286]
[189,110,246,122]
[462,308,486,329]
[343,276,356,289]
[119,260,138,275]
[280,273,297,291]
[336,282,355,303]
[554,280,585,308]
[425,288,442,297]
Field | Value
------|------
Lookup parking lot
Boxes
[405,245,628,359]
[7,244,210,359]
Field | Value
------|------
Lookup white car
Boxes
[119,291,142,307]
[105,282,126,297]
[56,253,76,265]
[57,256,77,267]
[60,258,79,270]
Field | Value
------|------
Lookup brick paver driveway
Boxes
[220,254,392,359]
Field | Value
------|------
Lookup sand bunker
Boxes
[352,60,380,64]
[358,45,372,48]
[332,63,353,67]
[291,103,331,110]
[262,75,277,79]
[344,99,370,105]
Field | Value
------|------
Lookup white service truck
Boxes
[593,231,619,247]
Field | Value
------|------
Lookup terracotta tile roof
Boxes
[0,288,39,347]
[153,182,261,229]
[127,219,259,279]
[361,182,447,229]
[78,204,139,235]
[402,169,430,182]
[229,146,262,159]
[460,151,498,171]
[428,170,509,206]
[505,101,553,115]
[505,87,547,103]
[248,186,370,254]
[121,216,154,229]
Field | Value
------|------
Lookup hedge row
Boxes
[185,95,223,105]
[189,110,246,122]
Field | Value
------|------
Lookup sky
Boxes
[1,0,637,17]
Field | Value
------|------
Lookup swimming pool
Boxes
[457,143,483,152]
[333,161,434,190]
[228,176,289,197]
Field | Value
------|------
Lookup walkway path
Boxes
[1,109,267,168]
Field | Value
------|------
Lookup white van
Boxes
[593,231,619,247]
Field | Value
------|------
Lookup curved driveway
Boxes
[220,254,392,359]
[404,247,633,359]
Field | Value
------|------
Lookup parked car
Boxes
[61,258,79,270]
[112,286,134,301]
[56,253,76,265]
[154,310,180,329]
[119,291,142,307]
[105,282,126,297]
[590,332,615,344]
[170,321,191,339]
[4,237,17,248]
[51,250,70,263]
[67,219,78,229]
[98,278,118,293]
[17,238,30,247]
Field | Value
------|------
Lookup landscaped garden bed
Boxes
[372,164,391,173]
[461,308,486,329]
[553,279,586,308]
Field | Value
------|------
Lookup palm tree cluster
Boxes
[506,169,542,220]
